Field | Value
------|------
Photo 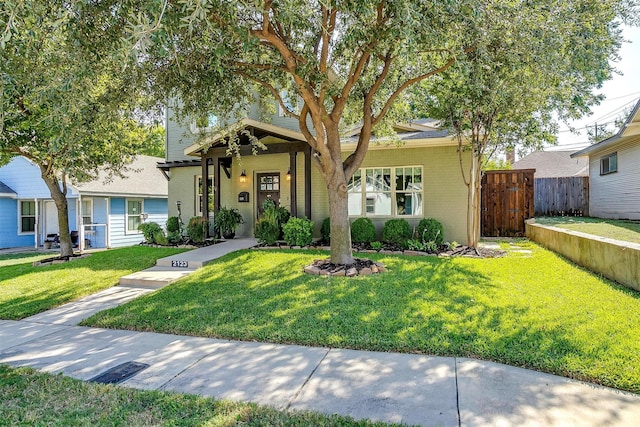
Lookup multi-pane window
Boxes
[259,174,280,191]
[348,166,423,217]
[600,152,617,175]
[81,199,93,225]
[196,176,214,215]
[19,200,36,233]
[126,199,143,233]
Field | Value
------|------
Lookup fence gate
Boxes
[481,169,535,237]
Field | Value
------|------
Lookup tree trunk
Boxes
[466,154,481,248]
[327,173,354,265]
[40,168,74,257]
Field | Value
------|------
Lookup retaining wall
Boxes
[525,220,640,292]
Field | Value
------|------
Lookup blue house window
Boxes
[126,199,143,233]
[19,200,36,233]
[600,152,617,175]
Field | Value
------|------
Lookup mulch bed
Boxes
[304,258,386,277]
[33,253,92,267]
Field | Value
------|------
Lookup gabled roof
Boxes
[513,150,588,178]
[0,181,17,198]
[184,118,456,157]
[572,98,640,158]
[74,155,167,198]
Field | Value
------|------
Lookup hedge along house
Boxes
[161,99,471,243]
[0,155,168,250]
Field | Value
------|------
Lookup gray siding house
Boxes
[572,99,640,220]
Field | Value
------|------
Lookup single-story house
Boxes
[512,150,589,178]
[0,155,168,250]
[160,100,470,243]
[571,99,640,220]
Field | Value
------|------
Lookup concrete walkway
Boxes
[2,241,640,426]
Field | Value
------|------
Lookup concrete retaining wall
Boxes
[526,220,640,292]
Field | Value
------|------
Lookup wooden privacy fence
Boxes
[481,169,535,237]
[534,177,589,216]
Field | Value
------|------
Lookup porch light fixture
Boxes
[239,170,247,183]
[286,168,291,181]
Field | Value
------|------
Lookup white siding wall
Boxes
[589,136,640,219]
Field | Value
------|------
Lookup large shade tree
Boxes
[420,0,637,247]
[76,0,636,263]
[1,1,150,256]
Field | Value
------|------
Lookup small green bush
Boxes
[382,219,411,245]
[255,219,280,246]
[370,241,383,251]
[154,231,169,246]
[138,222,163,244]
[321,217,331,243]
[166,216,181,233]
[283,217,314,247]
[405,239,438,253]
[416,218,444,245]
[351,217,376,243]
[167,231,182,245]
[187,217,209,243]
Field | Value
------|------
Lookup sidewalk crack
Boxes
[286,347,331,410]
[455,357,461,427]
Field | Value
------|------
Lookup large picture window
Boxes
[348,166,423,217]
[196,176,214,215]
[600,152,617,175]
[126,199,143,233]
[19,200,36,233]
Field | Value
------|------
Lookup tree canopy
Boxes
[1,0,155,255]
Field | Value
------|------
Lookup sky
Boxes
[550,25,640,151]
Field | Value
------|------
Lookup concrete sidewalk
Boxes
[2,241,640,426]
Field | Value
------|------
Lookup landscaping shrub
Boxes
[187,217,209,243]
[154,231,169,246]
[166,216,181,233]
[416,218,444,245]
[167,231,182,244]
[351,217,376,243]
[138,222,163,244]
[382,219,411,245]
[282,217,314,247]
[321,217,331,243]
[257,199,290,242]
[255,219,280,246]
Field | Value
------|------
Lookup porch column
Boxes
[289,151,297,217]
[304,147,312,219]
[215,157,222,213]
[201,155,210,224]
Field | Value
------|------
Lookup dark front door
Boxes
[257,172,281,216]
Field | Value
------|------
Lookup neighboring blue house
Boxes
[0,155,168,250]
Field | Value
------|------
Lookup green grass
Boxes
[0,251,52,267]
[0,246,187,320]
[0,365,392,427]
[536,216,640,244]
[83,244,640,394]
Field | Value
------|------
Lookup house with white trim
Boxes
[0,155,168,250]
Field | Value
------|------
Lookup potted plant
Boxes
[214,206,244,239]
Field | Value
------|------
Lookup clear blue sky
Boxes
[552,25,640,150]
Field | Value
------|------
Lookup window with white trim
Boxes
[81,199,93,225]
[600,152,617,175]
[348,166,423,217]
[19,200,36,233]
[195,176,214,215]
[126,199,143,233]
[190,114,218,133]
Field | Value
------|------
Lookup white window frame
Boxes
[195,175,214,216]
[600,152,617,175]
[190,114,219,134]
[348,166,423,218]
[81,199,93,226]
[18,199,36,234]
[125,198,144,234]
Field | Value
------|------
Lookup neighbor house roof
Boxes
[0,180,17,198]
[572,98,640,158]
[512,150,588,178]
[73,155,167,198]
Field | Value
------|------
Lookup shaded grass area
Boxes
[0,251,51,267]
[0,365,391,427]
[536,216,640,244]
[83,244,640,394]
[0,247,186,320]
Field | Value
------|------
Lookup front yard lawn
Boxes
[535,216,640,244]
[83,243,640,394]
[0,247,187,320]
[0,365,389,426]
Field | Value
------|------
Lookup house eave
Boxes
[340,136,458,152]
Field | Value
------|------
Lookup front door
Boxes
[44,201,59,236]
[256,172,281,216]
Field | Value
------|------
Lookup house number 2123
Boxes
[172,260,188,268]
